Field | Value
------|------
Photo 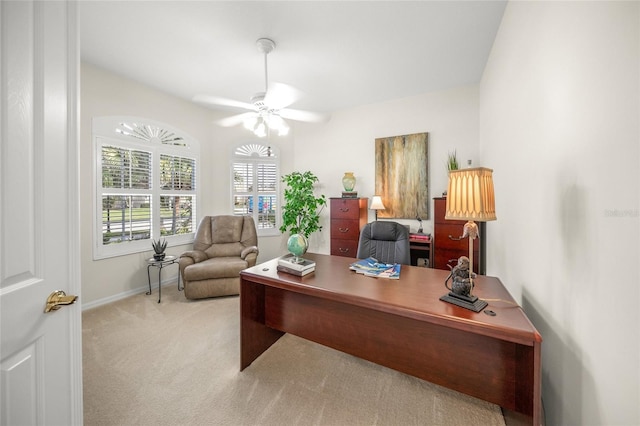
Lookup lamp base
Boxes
[440,292,488,313]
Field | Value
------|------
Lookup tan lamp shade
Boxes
[445,167,496,222]
[370,196,386,211]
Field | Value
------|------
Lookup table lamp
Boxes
[440,167,496,312]
[370,196,385,221]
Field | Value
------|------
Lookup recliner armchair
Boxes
[179,215,259,300]
[356,221,411,265]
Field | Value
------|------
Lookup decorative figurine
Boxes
[445,256,476,297]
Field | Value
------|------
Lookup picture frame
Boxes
[375,132,429,219]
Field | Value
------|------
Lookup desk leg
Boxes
[240,277,284,370]
[146,265,153,295]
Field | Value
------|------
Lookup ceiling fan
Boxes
[193,38,329,137]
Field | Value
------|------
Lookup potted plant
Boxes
[280,171,327,261]
[447,150,459,171]
[443,150,459,197]
[152,238,167,261]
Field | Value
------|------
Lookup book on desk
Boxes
[276,264,315,276]
[349,257,401,279]
[277,254,316,276]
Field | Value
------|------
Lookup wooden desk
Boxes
[240,253,542,425]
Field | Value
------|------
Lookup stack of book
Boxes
[349,257,401,279]
[277,254,316,276]
[341,191,358,198]
[410,233,431,242]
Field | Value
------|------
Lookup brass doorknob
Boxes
[44,290,78,313]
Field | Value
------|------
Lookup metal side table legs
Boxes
[146,255,180,303]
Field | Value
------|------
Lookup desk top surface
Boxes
[241,253,541,346]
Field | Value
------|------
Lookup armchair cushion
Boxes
[182,257,250,282]
[210,215,243,244]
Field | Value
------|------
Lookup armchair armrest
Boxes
[180,250,208,264]
[240,245,259,260]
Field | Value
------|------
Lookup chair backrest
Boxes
[356,221,411,265]
[193,215,258,257]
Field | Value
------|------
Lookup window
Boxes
[231,143,280,236]
[94,117,198,259]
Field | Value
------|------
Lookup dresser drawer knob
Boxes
[339,248,350,253]
[448,234,463,241]
[340,207,350,212]
[339,227,349,233]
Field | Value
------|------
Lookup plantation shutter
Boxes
[101,145,152,244]
[231,143,279,235]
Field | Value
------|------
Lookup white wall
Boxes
[480,2,639,425]
[80,63,293,305]
[294,85,480,254]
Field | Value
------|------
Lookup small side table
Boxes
[409,233,432,268]
[146,255,181,303]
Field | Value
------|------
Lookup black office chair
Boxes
[356,221,411,265]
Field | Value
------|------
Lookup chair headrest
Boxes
[369,221,408,241]
[210,215,244,243]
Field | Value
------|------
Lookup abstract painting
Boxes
[375,132,429,219]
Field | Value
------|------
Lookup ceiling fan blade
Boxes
[215,112,257,127]
[264,82,303,110]
[192,94,256,111]
[279,108,331,123]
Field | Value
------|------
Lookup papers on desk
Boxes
[349,257,401,279]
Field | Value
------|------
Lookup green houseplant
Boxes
[152,238,167,260]
[280,171,327,261]
[447,150,459,171]
[443,150,459,197]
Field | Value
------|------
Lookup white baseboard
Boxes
[81,274,180,311]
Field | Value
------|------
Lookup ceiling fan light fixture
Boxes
[243,116,258,131]
[196,37,330,135]
[244,112,290,138]
[254,118,267,138]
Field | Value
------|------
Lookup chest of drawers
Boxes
[330,197,368,258]
[433,197,485,274]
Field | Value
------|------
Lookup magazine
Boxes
[349,257,401,279]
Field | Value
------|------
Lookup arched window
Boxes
[93,116,199,259]
[231,143,280,236]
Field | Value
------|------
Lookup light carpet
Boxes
[82,283,505,425]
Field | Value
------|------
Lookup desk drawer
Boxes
[330,239,359,257]
[434,224,479,251]
[434,250,461,271]
[331,219,361,240]
[330,198,362,220]
[434,248,480,273]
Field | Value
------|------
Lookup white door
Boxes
[0,1,82,425]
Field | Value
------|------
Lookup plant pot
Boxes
[153,253,166,261]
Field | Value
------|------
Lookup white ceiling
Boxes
[79,1,507,115]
